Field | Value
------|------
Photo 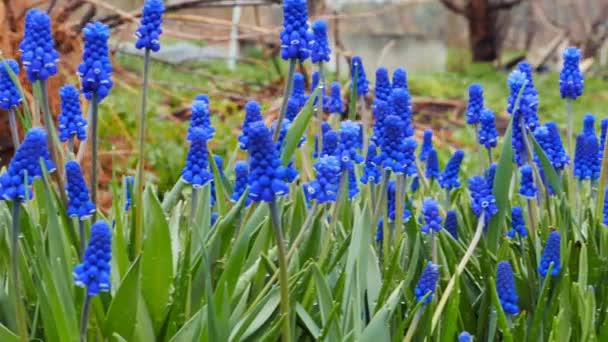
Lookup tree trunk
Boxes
[468,0,499,61]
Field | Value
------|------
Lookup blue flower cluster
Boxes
[533,123,569,172]
[78,22,113,101]
[338,121,364,165]
[444,210,458,239]
[19,9,60,82]
[439,150,464,190]
[414,262,439,304]
[238,100,263,150]
[246,121,289,202]
[65,161,95,219]
[306,156,342,203]
[519,165,537,198]
[478,109,498,149]
[371,99,389,146]
[231,161,251,205]
[0,59,22,110]
[361,143,381,184]
[324,82,343,114]
[310,20,331,64]
[375,67,391,102]
[291,72,308,108]
[135,0,165,52]
[421,198,442,233]
[181,127,213,188]
[351,56,369,96]
[539,231,561,277]
[466,84,483,125]
[73,221,111,296]
[387,181,411,222]
[280,0,310,60]
[0,128,55,201]
[389,88,413,137]
[188,97,214,141]
[574,115,600,181]
[58,85,87,142]
[496,261,519,315]
[468,175,498,221]
[560,47,584,100]
[419,129,433,161]
[392,68,408,91]
[507,206,527,238]
[425,149,440,181]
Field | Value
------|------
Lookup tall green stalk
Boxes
[11,201,28,342]
[79,295,91,342]
[90,93,99,219]
[268,200,291,342]
[8,108,20,149]
[273,59,297,142]
[596,119,608,217]
[316,62,325,154]
[394,174,406,247]
[135,49,151,254]
[79,220,86,259]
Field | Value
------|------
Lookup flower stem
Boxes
[90,93,99,218]
[273,59,297,142]
[135,49,151,255]
[11,201,28,342]
[79,219,86,259]
[474,123,483,173]
[372,170,391,235]
[316,62,325,153]
[487,147,493,165]
[80,295,91,342]
[8,108,20,149]
[566,99,574,167]
[394,173,405,247]
[268,200,291,342]
[403,308,423,342]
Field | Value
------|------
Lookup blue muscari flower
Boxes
[231,160,251,205]
[292,72,308,108]
[392,67,408,91]
[78,22,113,101]
[539,231,561,277]
[411,174,420,192]
[574,116,600,181]
[534,123,570,172]
[313,122,332,158]
[324,82,343,114]
[0,128,55,201]
[486,163,497,191]
[73,221,111,296]
[444,210,458,239]
[421,198,442,233]
[375,219,384,242]
[479,109,497,149]
[347,168,359,199]
[321,129,339,157]
[305,155,341,203]
[425,149,440,181]
[560,47,584,99]
[517,62,540,130]
[351,56,369,96]
[0,60,22,110]
[65,161,95,219]
[285,96,301,121]
[496,261,519,315]
[339,121,364,165]
[124,176,134,211]
[361,143,381,184]
[19,9,60,82]
[246,121,289,202]
[371,99,389,146]
[310,20,330,63]
[507,206,527,238]
[459,332,473,342]
[378,115,416,174]
[600,119,608,160]
[195,93,209,103]
[389,88,413,137]
[280,0,310,60]
[419,129,433,161]
[469,175,498,220]
[238,100,263,150]
[466,84,483,125]
[375,67,391,102]
[519,164,537,198]
[507,70,529,165]
[181,127,213,187]
[135,0,165,52]
[387,181,411,222]
[272,119,299,182]
[414,262,440,304]
[58,85,87,142]
[439,150,464,190]
[188,98,214,141]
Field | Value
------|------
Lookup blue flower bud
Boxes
[58,85,87,142]
[73,221,111,296]
[135,0,165,52]
[466,84,483,125]
[78,22,113,101]
[181,127,213,188]
[496,261,519,315]
[444,210,458,239]
[519,164,537,198]
[325,81,343,114]
[188,99,214,141]
[560,47,584,99]
[0,60,22,110]
[507,206,527,238]
[439,150,464,190]
[351,56,369,96]
[419,129,434,161]
[375,67,391,102]
[310,20,331,63]
[231,160,251,205]
[479,109,497,149]
[392,67,408,91]
[387,181,411,222]
[305,155,341,203]
[292,72,308,108]
[238,100,263,150]
[389,88,413,137]
[469,175,498,220]
[371,99,389,146]
[280,0,310,60]
[65,161,95,219]
[361,143,381,184]
[459,331,473,342]
[421,198,442,234]
[539,231,561,277]
[574,116,600,181]
[414,262,440,304]
[534,123,569,172]
[124,176,134,211]
[19,9,60,82]
[425,149,440,181]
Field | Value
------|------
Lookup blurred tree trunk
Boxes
[440,0,524,62]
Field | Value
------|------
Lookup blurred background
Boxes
[1,0,607,205]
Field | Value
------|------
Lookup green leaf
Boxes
[230,288,280,341]
[487,118,514,254]
[0,323,18,342]
[296,303,321,340]
[105,258,141,340]
[209,153,228,215]
[312,263,341,341]
[489,277,513,342]
[281,86,319,165]
[439,278,460,341]
[169,309,205,342]
[529,264,555,341]
[528,131,563,194]
[360,282,403,342]
[141,187,174,333]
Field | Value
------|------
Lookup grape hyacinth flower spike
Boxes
[58,85,87,149]
[375,67,391,102]
[425,149,440,181]
[305,155,342,203]
[351,56,369,97]
[560,47,584,100]
[421,198,442,234]
[389,88,414,137]
[231,161,251,206]
[0,59,23,148]
[574,116,600,181]
[392,67,408,91]
[361,143,381,185]
[538,231,561,277]
[466,84,483,125]
[444,210,458,239]
[19,9,60,82]
[519,165,538,198]
[65,161,96,220]
[181,127,214,188]
[325,81,343,114]
[439,150,465,191]
[419,129,434,162]
[534,123,570,172]
[496,261,519,315]
[74,220,111,340]
[188,98,214,140]
[469,175,498,223]
[478,109,498,161]
[507,206,527,238]
[310,20,331,64]
[238,100,263,150]
[124,176,134,211]
[414,262,440,304]
[377,115,416,175]
[135,0,165,52]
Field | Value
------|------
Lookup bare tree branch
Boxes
[439,0,467,17]
[490,0,525,11]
